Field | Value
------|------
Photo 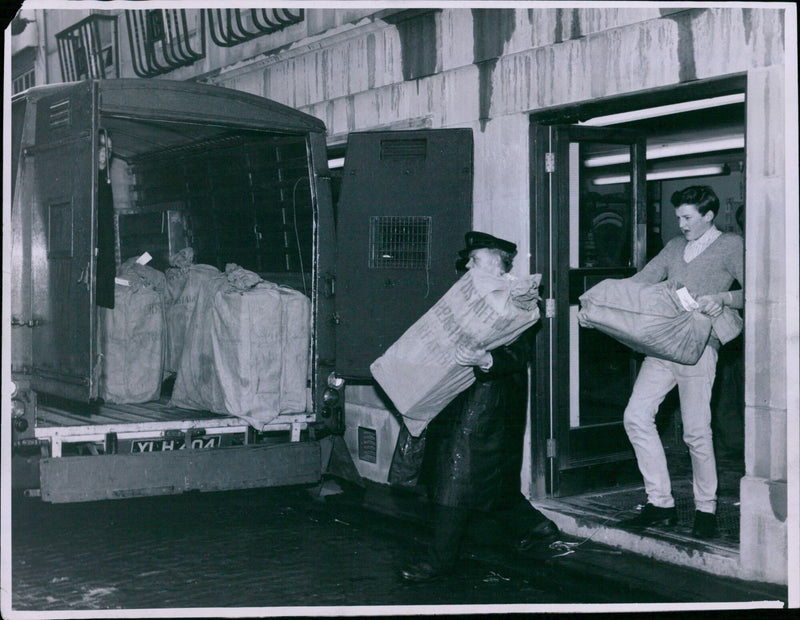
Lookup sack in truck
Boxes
[98,258,167,404]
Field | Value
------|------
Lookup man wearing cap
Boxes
[399,231,558,583]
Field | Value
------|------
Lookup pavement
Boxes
[325,477,788,606]
[6,477,788,617]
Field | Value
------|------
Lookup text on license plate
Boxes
[131,436,221,453]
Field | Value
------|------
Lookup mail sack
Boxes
[170,265,310,429]
[164,248,220,375]
[577,278,715,365]
[370,270,542,437]
[98,259,167,403]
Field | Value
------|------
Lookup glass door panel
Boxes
[568,141,638,431]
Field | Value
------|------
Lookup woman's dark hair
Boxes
[670,185,720,217]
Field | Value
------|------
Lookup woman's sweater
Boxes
[631,232,744,309]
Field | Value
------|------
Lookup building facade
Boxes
[8,5,797,586]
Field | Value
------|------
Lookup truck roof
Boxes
[16,79,326,161]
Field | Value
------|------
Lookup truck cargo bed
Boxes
[38,396,232,427]
[35,396,313,457]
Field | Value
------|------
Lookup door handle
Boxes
[323,274,335,298]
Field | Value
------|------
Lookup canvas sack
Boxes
[578,278,742,365]
[276,285,312,415]
[370,270,542,437]
[169,274,230,414]
[98,258,166,403]
[164,248,220,374]
[170,265,311,429]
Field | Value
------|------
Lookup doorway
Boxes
[529,83,746,547]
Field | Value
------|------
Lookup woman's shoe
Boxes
[621,503,677,528]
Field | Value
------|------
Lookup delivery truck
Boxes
[7,78,473,502]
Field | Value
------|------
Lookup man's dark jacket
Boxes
[422,327,535,511]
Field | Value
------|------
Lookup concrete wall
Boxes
[739,66,790,584]
[205,7,785,274]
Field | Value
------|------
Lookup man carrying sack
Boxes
[381,232,557,583]
[371,235,542,436]
[611,186,743,539]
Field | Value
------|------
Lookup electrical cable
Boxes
[547,507,631,557]
[292,176,309,296]
[424,262,431,298]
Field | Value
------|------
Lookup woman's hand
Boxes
[697,294,724,317]
[454,344,492,368]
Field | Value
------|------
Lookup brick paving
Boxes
[8,481,786,614]
[9,485,578,612]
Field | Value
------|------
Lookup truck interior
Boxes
[11,81,334,501]
[37,120,316,448]
[109,119,314,289]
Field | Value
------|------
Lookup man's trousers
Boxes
[623,346,719,514]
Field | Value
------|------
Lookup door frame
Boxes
[526,74,748,499]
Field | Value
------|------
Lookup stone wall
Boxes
[206,7,786,279]
[740,65,789,584]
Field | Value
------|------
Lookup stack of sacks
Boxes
[98,257,166,403]
[370,270,542,437]
[163,247,220,375]
[170,264,311,429]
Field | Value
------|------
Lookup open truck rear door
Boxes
[28,81,99,402]
[335,129,474,379]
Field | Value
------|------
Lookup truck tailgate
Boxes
[33,399,320,502]
[39,441,321,503]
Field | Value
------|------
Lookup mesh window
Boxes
[369,216,432,269]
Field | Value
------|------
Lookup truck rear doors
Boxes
[334,129,474,379]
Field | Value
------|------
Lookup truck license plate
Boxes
[131,436,221,453]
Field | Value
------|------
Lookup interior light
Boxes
[579,93,745,126]
[583,135,744,168]
[592,164,730,186]
[327,157,345,169]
